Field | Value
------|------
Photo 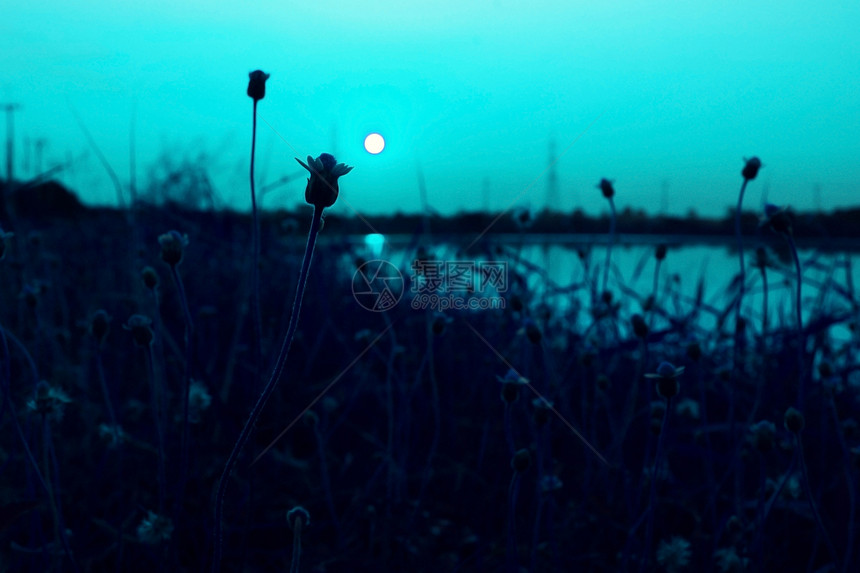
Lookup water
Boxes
[344,232,860,341]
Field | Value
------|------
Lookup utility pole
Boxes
[2,104,22,183]
[546,135,559,212]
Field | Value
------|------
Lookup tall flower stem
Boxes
[786,233,805,404]
[168,264,194,537]
[249,99,263,393]
[734,177,750,320]
[603,196,616,295]
[212,205,324,573]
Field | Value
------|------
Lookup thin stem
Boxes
[289,521,303,573]
[212,205,324,573]
[796,434,839,568]
[603,197,616,295]
[169,264,194,544]
[786,234,805,404]
[641,396,670,573]
[250,99,263,393]
[145,345,167,513]
[734,179,749,320]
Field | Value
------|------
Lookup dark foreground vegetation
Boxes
[1,177,859,572]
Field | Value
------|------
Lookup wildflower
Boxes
[759,203,793,235]
[27,381,71,421]
[136,511,174,544]
[645,361,684,399]
[246,70,270,102]
[539,474,563,494]
[497,368,529,403]
[158,230,188,267]
[511,448,531,473]
[98,423,128,448]
[296,153,353,209]
[531,397,553,426]
[89,309,111,346]
[656,535,691,573]
[522,318,542,344]
[631,313,648,339]
[19,281,44,309]
[597,178,614,199]
[655,243,667,261]
[749,420,776,453]
[188,379,212,423]
[675,398,700,421]
[714,546,747,573]
[596,374,610,391]
[783,407,805,434]
[741,156,763,181]
[124,314,154,347]
[141,266,159,290]
[512,206,534,230]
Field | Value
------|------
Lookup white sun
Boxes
[364,133,385,154]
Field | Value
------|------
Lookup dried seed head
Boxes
[247,70,270,102]
[524,319,542,344]
[27,381,71,420]
[631,313,648,339]
[749,420,776,453]
[532,397,553,427]
[90,309,111,346]
[124,314,154,347]
[141,266,159,290]
[597,178,615,199]
[158,230,188,267]
[784,407,805,434]
[498,368,528,404]
[511,448,531,473]
[136,511,174,544]
[760,204,793,235]
[645,361,684,399]
[741,156,763,181]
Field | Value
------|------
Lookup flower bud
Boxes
[158,231,188,267]
[142,266,159,290]
[90,309,111,346]
[631,313,648,339]
[761,204,793,235]
[784,407,805,434]
[749,420,776,453]
[741,157,762,181]
[247,70,270,102]
[296,153,353,209]
[511,448,531,473]
[597,178,615,199]
[124,314,154,347]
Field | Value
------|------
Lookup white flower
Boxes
[656,536,691,572]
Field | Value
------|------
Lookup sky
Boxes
[2,0,859,218]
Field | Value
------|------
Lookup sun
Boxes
[364,133,385,154]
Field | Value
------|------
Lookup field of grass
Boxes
[1,171,859,573]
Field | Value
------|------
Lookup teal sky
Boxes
[3,0,859,217]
